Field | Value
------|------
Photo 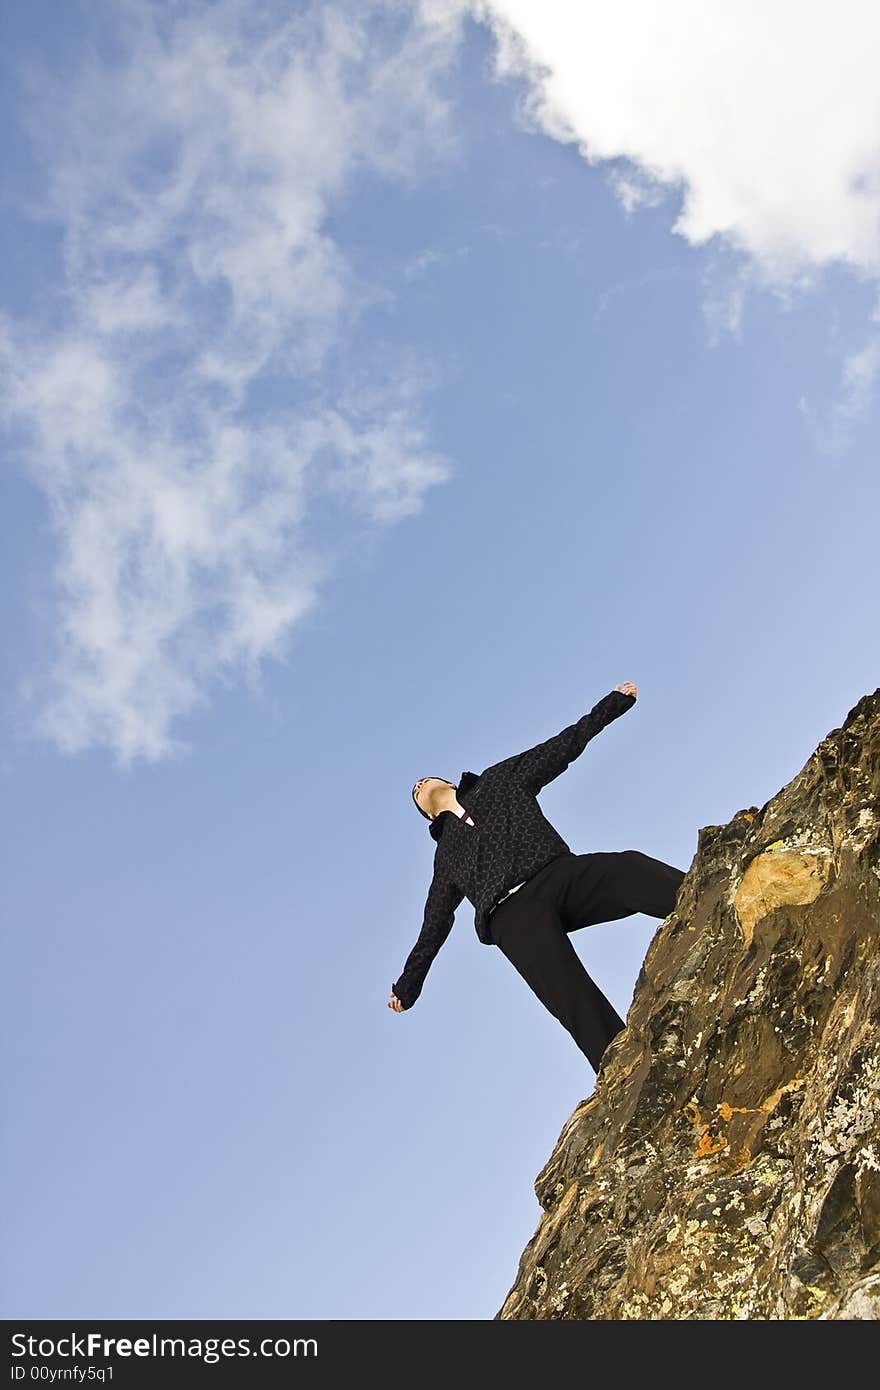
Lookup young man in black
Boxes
[388,680,686,1073]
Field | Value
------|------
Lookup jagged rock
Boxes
[497,690,880,1320]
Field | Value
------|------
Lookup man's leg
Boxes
[555,850,686,930]
[490,890,625,1071]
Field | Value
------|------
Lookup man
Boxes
[388,681,686,1073]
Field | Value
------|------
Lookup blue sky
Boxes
[2,0,878,1320]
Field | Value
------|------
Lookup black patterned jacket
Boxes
[391,687,636,1009]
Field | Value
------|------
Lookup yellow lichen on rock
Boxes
[733,847,832,948]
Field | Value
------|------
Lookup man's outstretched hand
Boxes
[388,988,405,1012]
[615,680,637,698]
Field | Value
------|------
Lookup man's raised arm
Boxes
[391,859,465,1010]
[503,684,637,795]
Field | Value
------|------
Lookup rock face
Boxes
[497,690,880,1320]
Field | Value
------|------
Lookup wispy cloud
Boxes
[1,0,465,765]
[799,322,880,452]
[402,243,471,281]
[604,165,668,220]
[836,336,880,429]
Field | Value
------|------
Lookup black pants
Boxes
[488,850,686,1072]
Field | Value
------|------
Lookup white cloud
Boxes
[466,0,880,434]
[470,1,880,286]
[1,0,464,765]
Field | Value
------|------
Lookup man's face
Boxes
[412,777,454,817]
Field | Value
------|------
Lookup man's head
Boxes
[412,777,456,820]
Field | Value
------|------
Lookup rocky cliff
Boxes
[497,689,880,1320]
